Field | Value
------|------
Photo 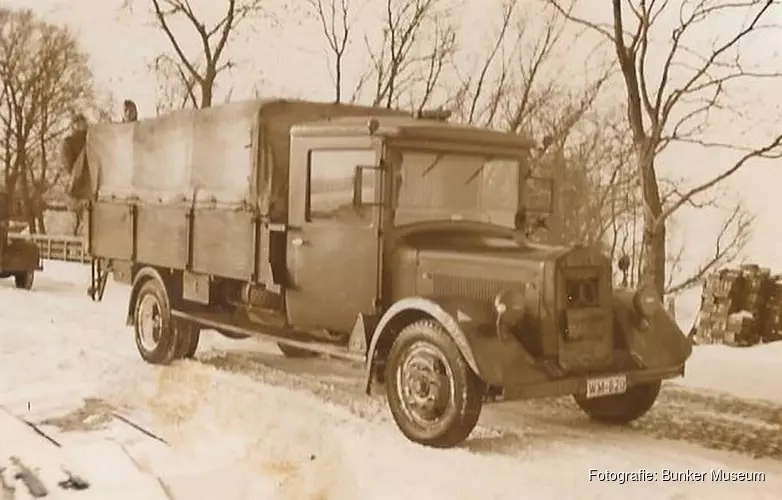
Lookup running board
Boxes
[171,310,365,363]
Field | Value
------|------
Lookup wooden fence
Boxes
[8,233,88,263]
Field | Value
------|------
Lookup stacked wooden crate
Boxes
[693,264,780,346]
[737,265,770,345]
[694,269,744,345]
[761,276,782,342]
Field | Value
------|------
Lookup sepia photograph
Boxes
[1,0,781,498]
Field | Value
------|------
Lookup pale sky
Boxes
[6,0,782,282]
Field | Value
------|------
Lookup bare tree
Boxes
[0,8,95,233]
[152,53,200,113]
[125,0,265,109]
[449,1,627,247]
[548,0,782,296]
[448,0,519,127]
[307,0,357,103]
[354,0,455,109]
[665,204,753,294]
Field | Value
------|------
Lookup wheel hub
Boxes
[137,295,162,351]
[398,344,452,424]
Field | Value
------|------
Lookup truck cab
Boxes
[283,116,543,336]
[0,189,40,289]
[82,100,691,449]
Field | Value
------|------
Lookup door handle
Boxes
[292,237,306,247]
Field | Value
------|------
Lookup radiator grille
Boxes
[565,277,600,309]
[431,274,521,302]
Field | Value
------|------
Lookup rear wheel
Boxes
[385,320,484,448]
[133,280,179,365]
[14,271,34,290]
[174,321,201,359]
[573,380,661,424]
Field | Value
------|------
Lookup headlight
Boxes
[494,289,526,324]
[633,285,659,318]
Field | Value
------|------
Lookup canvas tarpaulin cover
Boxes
[84,101,260,207]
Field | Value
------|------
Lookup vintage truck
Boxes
[74,99,692,448]
[0,189,41,289]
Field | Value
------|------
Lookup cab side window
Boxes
[307,149,376,221]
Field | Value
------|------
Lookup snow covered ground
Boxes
[1,261,781,499]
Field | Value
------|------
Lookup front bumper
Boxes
[500,364,685,401]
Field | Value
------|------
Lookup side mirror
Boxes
[524,175,554,216]
[353,164,383,207]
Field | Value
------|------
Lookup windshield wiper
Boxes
[465,155,494,185]
[421,152,445,177]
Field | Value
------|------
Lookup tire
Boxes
[385,320,484,448]
[133,279,179,365]
[573,380,661,424]
[277,343,318,358]
[14,271,34,290]
[174,321,201,359]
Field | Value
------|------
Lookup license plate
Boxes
[586,375,627,398]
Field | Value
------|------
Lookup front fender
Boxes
[365,296,506,394]
[613,290,692,369]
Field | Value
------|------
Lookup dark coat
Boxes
[61,130,91,200]
[61,130,86,174]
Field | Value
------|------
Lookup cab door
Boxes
[285,138,384,335]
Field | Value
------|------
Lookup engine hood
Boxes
[390,222,611,304]
[398,226,574,302]
[396,221,572,264]
[415,241,572,266]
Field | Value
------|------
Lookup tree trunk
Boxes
[637,147,666,298]
[335,54,343,103]
[36,213,46,234]
[643,211,666,298]
[19,170,37,233]
[72,206,84,235]
[200,78,214,108]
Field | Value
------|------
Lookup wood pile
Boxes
[692,264,782,346]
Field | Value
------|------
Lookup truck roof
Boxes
[291,115,537,150]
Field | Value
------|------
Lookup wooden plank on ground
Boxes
[0,409,170,499]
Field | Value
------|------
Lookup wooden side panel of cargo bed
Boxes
[90,201,133,260]
[136,205,189,269]
[192,209,255,280]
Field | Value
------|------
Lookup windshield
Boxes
[393,150,522,226]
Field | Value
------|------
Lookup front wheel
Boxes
[385,320,484,448]
[14,271,34,290]
[573,380,661,424]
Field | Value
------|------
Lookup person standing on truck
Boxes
[123,99,138,122]
[61,113,87,173]
[61,113,91,200]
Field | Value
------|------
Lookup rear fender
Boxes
[364,296,503,394]
[613,289,692,369]
[126,267,169,325]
